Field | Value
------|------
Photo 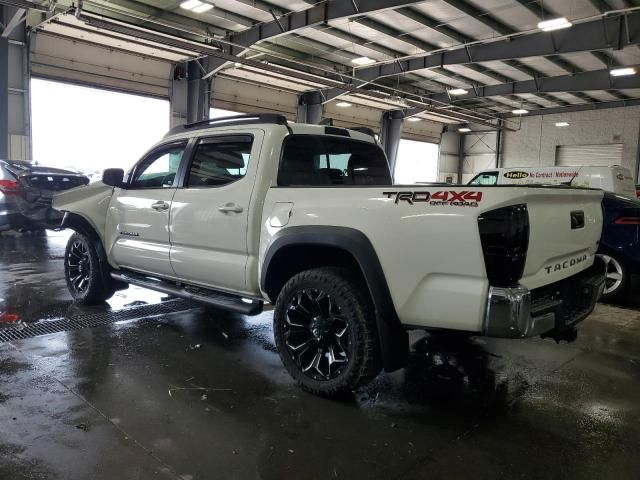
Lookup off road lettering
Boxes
[383,191,482,207]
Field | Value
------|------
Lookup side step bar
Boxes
[111,271,263,316]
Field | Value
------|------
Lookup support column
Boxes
[1,6,31,161]
[0,36,8,159]
[297,91,323,124]
[380,110,404,176]
[495,123,503,168]
[457,133,466,183]
[170,59,212,128]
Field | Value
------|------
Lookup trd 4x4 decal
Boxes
[383,191,483,207]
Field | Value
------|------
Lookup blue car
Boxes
[599,192,640,301]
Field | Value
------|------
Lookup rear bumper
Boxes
[483,259,606,339]
[0,208,63,230]
[0,212,34,231]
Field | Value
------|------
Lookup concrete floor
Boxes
[0,231,639,480]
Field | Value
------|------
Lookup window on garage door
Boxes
[556,144,623,166]
[394,139,439,184]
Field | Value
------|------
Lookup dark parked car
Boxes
[599,192,640,301]
[0,159,89,232]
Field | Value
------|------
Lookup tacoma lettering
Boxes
[544,254,588,274]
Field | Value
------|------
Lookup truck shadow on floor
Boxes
[398,335,520,416]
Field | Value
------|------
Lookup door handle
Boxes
[218,203,243,214]
[151,201,170,212]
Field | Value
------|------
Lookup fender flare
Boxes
[262,226,408,372]
[60,212,120,288]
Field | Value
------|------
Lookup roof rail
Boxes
[165,113,289,137]
[350,127,377,139]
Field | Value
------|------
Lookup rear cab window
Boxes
[469,171,499,185]
[279,135,391,186]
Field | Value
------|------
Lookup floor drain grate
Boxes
[0,299,197,343]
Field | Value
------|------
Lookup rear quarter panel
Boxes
[261,186,603,333]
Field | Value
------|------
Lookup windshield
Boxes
[469,171,499,185]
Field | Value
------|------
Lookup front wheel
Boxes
[273,267,381,396]
[64,232,116,304]
[598,253,630,302]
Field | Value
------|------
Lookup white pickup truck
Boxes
[53,114,606,396]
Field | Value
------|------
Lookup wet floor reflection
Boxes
[0,230,169,325]
[401,334,518,415]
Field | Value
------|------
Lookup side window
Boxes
[469,172,498,185]
[186,136,253,187]
[279,135,392,186]
[130,143,185,189]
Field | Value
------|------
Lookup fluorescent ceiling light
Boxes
[512,109,529,115]
[336,101,352,108]
[458,127,471,133]
[555,122,570,127]
[610,67,636,77]
[180,0,212,12]
[180,0,202,9]
[234,62,242,68]
[351,56,375,66]
[193,3,213,13]
[538,17,572,32]
[406,117,422,122]
[449,88,468,96]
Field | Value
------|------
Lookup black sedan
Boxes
[599,192,640,301]
[0,160,89,232]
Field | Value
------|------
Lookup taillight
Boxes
[614,217,640,225]
[0,179,22,196]
[478,204,530,287]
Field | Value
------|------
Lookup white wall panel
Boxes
[502,106,640,180]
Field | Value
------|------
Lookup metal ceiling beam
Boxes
[500,97,640,117]
[77,0,227,37]
[0,0,47,11]
[95,0,254,29]
[79,14,507,129]
[587,0,615,12]
[1,6,24,37]
[208,0,538,112]
[426,66,640,104]
[203,0,426,78]
[392,7,565,108]
[512,0,629,101]
[323,11,640,95]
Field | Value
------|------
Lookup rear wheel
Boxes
[64,232,116,304]
[598,253,630,302]
[273,267,381,396]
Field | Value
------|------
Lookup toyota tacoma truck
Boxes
[53,113,606,396]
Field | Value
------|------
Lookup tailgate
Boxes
[519,188,604,289]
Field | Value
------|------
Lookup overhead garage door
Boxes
[556,144,623,166]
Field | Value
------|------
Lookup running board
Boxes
[111,271,263,316]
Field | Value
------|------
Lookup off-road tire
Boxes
[273,267,381,396]
[64,232,117,304]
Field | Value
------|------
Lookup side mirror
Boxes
[102,168,125,188]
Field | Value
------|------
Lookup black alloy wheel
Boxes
[283,288,351,381]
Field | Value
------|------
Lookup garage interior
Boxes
[1,0,640,478]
